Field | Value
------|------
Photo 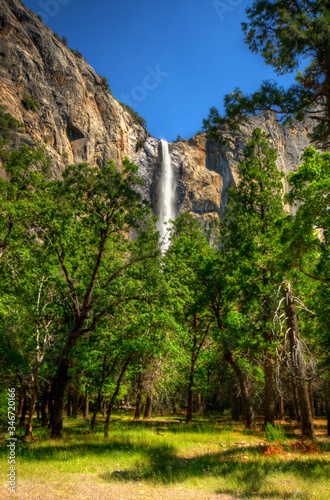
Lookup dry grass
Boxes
[0,414,329,500]
[0,479,239,500]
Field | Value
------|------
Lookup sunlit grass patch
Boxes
[0,415,329,499]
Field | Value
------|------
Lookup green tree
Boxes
[279,281,315,438]
[165,213,215,424]
[285,146,330,280]
[0,108,53,433]
[220,128,286,425]
[1,154,158,438]
[204,0,330,147]
[201,253,258,428]
[100,76,111,94]
[0,148,63,437]
[285,146,330,435]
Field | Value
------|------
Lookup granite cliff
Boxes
[0,0,147,178]
[133,110,311,222]
[0,0,312,222]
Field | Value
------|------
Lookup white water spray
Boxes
[156,139,176,252]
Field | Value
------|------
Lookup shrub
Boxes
[0,105,21,142]
[36,15,42,21]
[70,48,84,59]
[54,34,68,47]
[136,139,145,151]
[118,102,147,130]
[100,76,112,94]
[22,95,40,113]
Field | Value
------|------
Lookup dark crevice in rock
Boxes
[67,124,84,142]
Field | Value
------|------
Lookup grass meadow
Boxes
[0,414,329,500]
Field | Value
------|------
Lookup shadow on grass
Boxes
[99,439,328,498]
[214,488,299,499]
[0,435,176,463]
[1,418,328,499]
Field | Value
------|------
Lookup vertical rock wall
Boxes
[0,0,147,178]
[134,112,312,221]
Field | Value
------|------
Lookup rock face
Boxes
[0,0,312,221]
[171,111,312,220]
[133,111,311,222]
[0,0,147,178]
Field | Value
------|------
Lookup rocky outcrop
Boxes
[0,0,147,178]
[0,0,312,222]
[133,112,311,222]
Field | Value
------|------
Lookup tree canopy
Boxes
[204,0,330,147]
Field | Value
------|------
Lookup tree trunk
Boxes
[326,383,330,437]
[25,386,37,437]
[291,377,300,421]
[25,364,40,437]
[171,396,177,415]
[104,355,134,437]
[186,324,199,425]
[241,396,247,422]
[50,322,87,438]
[143,394,153,420]
[91,391,103,431]
[41,382,51,427]
[260,251,275,426]
[289,397,297,420]
[264,353,275,426]
[197,393,203,414]
[276,361,285,421]
[84,393,89,419]
[72,387,79,417]
[212,307,254,427]
[19,376,28,428]
[20,397,27,427]
[308,380,315,419]
[17,388,24,417]
[50,359,70,438]
[225,350,255,428]
[281,282,314,439]
[91,356,110,430]
[278,393,285,422]
[36,391,40,419]
[134,372,143,420]
[100,398,106,417]
[186,380,194,424]
[231,383,240,421]
[66,385,72,417]
[17,374,26,418]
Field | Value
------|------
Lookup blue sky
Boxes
[24,0,297,141]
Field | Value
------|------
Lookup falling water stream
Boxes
[156,139,175,252]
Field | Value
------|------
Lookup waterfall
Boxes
[156,139,175,252]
